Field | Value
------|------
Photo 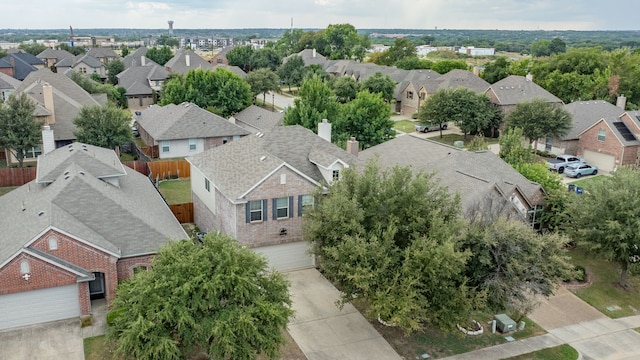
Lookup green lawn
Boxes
[569,247,640,318]
[393,120,417,133]
[158,179,191,205]
[569,175,609,191]
[370,311,545,359]
[506,344,578,360]
[84,335,120,360]
[0,186,18,197]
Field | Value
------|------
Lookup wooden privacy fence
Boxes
[149,160,190,180]
[123,160,150,176]
[141,145,159,159]
[170,202,194,224]
[0,167,37,187]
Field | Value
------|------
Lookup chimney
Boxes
[525,73,533,81]
[617,94,627,110]
[185,54,190,67]
[42,83,55,125]
[42,125,55,154]
[228,116,236,124]
[141,55,146,66]
[312,48,316,58]
[318,119,331,142]
[346,137,359,156]
[473,66,480,76]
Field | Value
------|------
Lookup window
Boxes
[133,266,148,275]
[222,137,228,144]
[189,138,197,151]
[233,135,240,141]
[299,195,314,216]
[24,145,42,159]
[406,91,413,99]
[274,197,290,219]
[332,170,340,181]
[48,237,58,250]
[205,178,210,192]
[162,140,170,153]
[419,92,425,100]
[20,260,30,274]
[597,130,606,142]
[249,200,263,222]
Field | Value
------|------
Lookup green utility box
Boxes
[494,313,516,333]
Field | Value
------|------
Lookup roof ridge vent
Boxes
[260,155,266,161]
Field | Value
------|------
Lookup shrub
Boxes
[106,307,126,327]
[411,112,419,119]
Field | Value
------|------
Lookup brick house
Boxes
[136,102,249,159]
[187,122,359,271]
[0,143,187,330]
[116,63,168,109]
[485,75,563,116]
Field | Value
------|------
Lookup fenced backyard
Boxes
[149,160,190,180]
[0,167,37,187]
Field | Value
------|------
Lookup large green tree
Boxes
[0,93,41,168]
[161,68,252,117]
[146,46,173,66]
[336,90,394,148]
[566,167,640,288]
[331,76,358,103]
[419,88,501,137]
[18,43,47,56]
[106,59,124,86]
[505,98,572,147]
[108,233,293,360]
[246,68,280,106]
[226,45,255,72]
[73,104,132,149]
[359,71,396,102]
[277,55,305,92]
[373,38,416,66]
[305,160,481,333]
[251,48,281,71]
[323,23,370,61]
[481,57,511,84]
[283,75,340,133]
[430,60,468,74]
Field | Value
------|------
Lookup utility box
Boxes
[494,314,516,333]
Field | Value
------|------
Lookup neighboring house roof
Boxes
[36,48,74,63]
[122,47,160,69]
[36,143,127,184]
[359,135,545,213]
[0,71,22,90]
[16,68,105,141]
[394,69,442,100]
[0,143,188,267]
[117,64,169,96]
[579,116,640,147]
[563,100,625,140]
[87,47,118,60]
[0,52,43,80]
[434,69,490,94]
[231,105,283,133]
[487,75,563,105]
[188,125,359,201]
[284,49,328,67]
[165,49,214,74]
[212,64,246,78]
[75,54,103,68]
[138,102,250,141]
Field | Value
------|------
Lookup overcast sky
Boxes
[3,0,637,31]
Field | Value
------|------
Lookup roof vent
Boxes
[260,155,266,161]
[69,148,73,152]
[64,175,70,180]
[64,171,70,175]
[257,133,264,138]
[83,148,88,151]
[79,171,85,176]
[38,211,45,216]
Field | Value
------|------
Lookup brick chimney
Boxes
[617,94,627,110]
[318,119,331,142]
[346,137,359,156]
[42,83,55,125]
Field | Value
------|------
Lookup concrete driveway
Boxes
[286,269,401,360]
[0,318,84,360]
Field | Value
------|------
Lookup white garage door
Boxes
[0,285,80,330]
[253,241,315,272]
[583,150,616,172]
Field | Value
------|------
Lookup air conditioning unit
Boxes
[494,314,516,333]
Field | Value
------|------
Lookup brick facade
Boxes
[116,254,155,280]
[0,253,77,295]
[577,121,624,166]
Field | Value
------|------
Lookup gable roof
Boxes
[122,47,160,69]
[487,75,562,105]
[74,54,103,68]
[0,53,43,80]
[188,125,359,201]
[212,64,246,78]
[0,71,22,90]
[165,49,214,74]
[36,143,127,184]
[359,135,544,212]
[284,49,328,67]
[394,69,441,100]
[137,103,250,141]
[579,116,640,147]
[563,100,624,140]
[117,64,169,96]
[86,47,118,59]
[0,144,187,266]
[231,105,283,133]
[16,68,105,141]
[434,69,490,94]
[36,48,74,62]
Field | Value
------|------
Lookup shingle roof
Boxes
[580,116,640,147]
[188,125,359,201]
[0,72,21,90]
[36,48,74,62]
[165,49,214,74]
[16,68,104,141]
[563,100,624,140]
[36,143,127,183]
[435,69,490,94]
[359,135,544,212]
[0,145,187,265]
[87,47,118,60]
[394,69,442,100]
[232,105,283,133]
[284,49,328,67]
[212,64,246,78]
[75,54,103,68]
[0,53,43,80]
[487,75,563,105]
[137,103,250,141]
[116,64,169,96]
[122,47,159,69]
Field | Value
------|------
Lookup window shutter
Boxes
[263,199,268,221]
[298,195,303,217]
[289,196,294,218]
[245,202,250,223]
[272,198,277,220]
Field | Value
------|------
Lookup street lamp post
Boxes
[272,93,275,112]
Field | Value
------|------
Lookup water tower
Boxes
[168,20,174,35]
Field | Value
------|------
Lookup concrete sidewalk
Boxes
[286,269,401,360]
